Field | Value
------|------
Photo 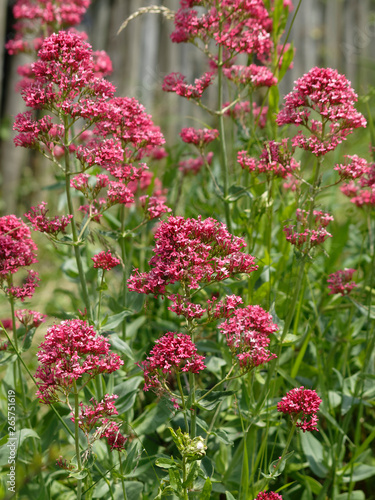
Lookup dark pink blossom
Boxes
[277,386,322,432]
[218,305,278,371]
[91,251,120,271]
[238,140,299,178]
[24,202,72,236]
[71,394,119,433]
[140,332,206,391]
[284,209,333,252]
[180,127,219,147]
[327,269,356,296]
[101,421,127,451]
[0,215,37,276]
[15,309,47,328]
[35,319,123,403]
[277,67,366,156]
[255,492,283,500]
[7,270,40,301]
[162,71,215,99]
[334,155,369,180]
[128,215,258,295]
[340,162,375,207]
[170,1,272,59]
[223,64,277,87]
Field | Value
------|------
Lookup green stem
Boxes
[182,456,189,500]
[217,43,232,232]
[120,206,128,341]
[176,371,189,433]
[63,118,92,321]
[73,381,82,500]
[119,451,128,500]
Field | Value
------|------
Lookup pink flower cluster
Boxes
[15,309,47,328]
[327,269,357,296]
[92,251,120,271]
[180,127,219,147]
[140,332,206,391]
[277,387,322,432]
[218,305,278,371]
[70,394,127,451]
[238,140,299,178]
[0,215,38,276]
[24,202,73,236]
[179,152,213,176]
[35,319,123,403]
[5,0,91,56]
[14,31,170,222]
[341,161,375,208]
[334,155,369,180]
[255,492,283,500]
[0,215,39,301]
[128,215,258,295]
[283,209,333,252]
[223,64,277,87]
[162,71,215,100]
[170,0,273,59]
[276,67,367,156]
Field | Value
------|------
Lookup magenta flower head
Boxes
[277,67,366,156]
[35,319,123,403]
[24,202,73,236]
[128,215,258,296]
[92,251,121,271]
[255,491,283,500]
[277,387,322,432]
[238,139,299,178]
[15,309,47,328]
[327,269,356,296]
[0,215,37,277]
[139,332,206,392]
[218,305,278,371]
[180,127,219,148]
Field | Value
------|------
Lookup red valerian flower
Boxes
[238,139,299,178]
[277,386,322,432]
[334,155,369,180]
[0,215,37,276]
[35,319,123,403]
[327,269,357,296]
[91,251,120,271]
[139,332,206,391]
[223,64,277,87]
[128,215,258,295]
[340,161,375,208]
[15,309,47,328]
[276,67,366,156]
[283,209,334,252]
[255,492,283,500]
[100,421,127,451]
[162,71,215,99]
[218,305,278,371]
[180,127,219,147]
[24,202,73,236]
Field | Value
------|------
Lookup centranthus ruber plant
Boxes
[1,0,375,499]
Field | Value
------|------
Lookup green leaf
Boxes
[300,432,329,478]
[156,458,179,470]
[182,461,199,488]
[106,334,134,359]
[69,469,88,479]
[226,492,237,500]
[200,478,212,499]
[195,390,235,411]
[278,43,295,80]
[341,464,375,482]
[336,492,365,500]
[101,309,134,330]
[213,429,234,445]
